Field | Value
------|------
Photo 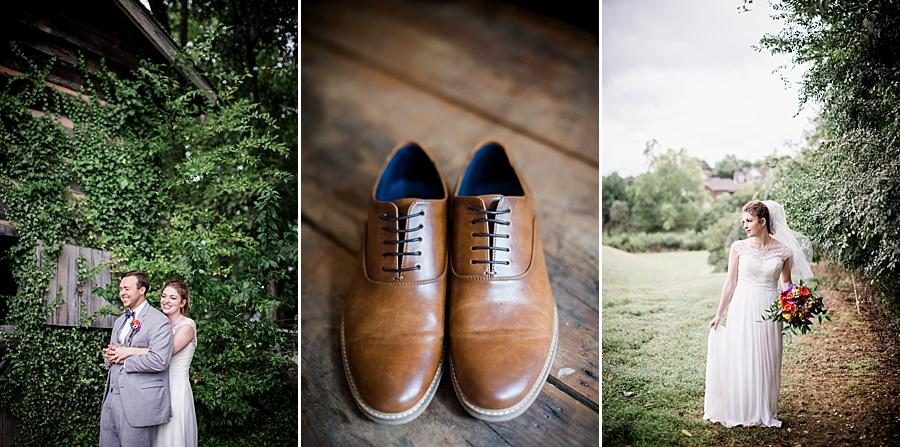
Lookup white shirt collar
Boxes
[129,299,149,318]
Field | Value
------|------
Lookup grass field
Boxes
[602,246,824,446]
[602,245,899,447]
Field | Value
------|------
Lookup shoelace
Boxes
[379,210,425,274]
[469,206,511,268]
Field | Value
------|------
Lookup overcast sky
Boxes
[602,0,818,177]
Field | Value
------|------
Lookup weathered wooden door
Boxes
[38,243,117,328]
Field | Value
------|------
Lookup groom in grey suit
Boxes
[100,271,173,447]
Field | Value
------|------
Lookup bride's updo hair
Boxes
[743,200,773,234]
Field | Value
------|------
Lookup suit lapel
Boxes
[112,314,126,345]
[126,304,149,347]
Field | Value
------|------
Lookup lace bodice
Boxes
[732,239,791,289]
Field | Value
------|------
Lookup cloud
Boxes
[602,0,816,176]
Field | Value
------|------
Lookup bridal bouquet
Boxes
[764,280,830,335]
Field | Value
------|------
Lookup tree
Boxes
[761,0,900,298]
[713,154,752,179]
[607,200,630,232]
[602,172,628,225]
[627,142,708,232]
[146,0,298,309]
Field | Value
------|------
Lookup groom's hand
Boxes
[109,346,129,364]
[104,344,121,363]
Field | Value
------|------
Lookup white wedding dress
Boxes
[156,318,198,446]
[704,239,791,428]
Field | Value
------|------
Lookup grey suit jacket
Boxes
[105,303,173,427]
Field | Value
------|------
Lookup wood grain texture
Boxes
[42,244,115,328]
[300,224,598,446]
[301,40,599,405]
[91,248,113,328]
[302,0,598,166]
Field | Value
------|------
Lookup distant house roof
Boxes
[733,166,765,184]
[704,177,738,193]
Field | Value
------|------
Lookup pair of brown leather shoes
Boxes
[341,141,558,424]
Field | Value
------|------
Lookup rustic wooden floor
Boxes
[300,1,599,445]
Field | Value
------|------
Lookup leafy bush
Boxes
[762,0,900,309]
[604,231,706,253]
[627,144,708,232]
[704,212,746,272]
[0,42,296,445]
[602,173,628,225]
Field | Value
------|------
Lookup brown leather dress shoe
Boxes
[448,141,558,422]
[341,142,448,424]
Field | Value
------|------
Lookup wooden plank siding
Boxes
[300,0,599,443]
[0,3,166,94]
[0,1,213,102]
[39,243,116,328]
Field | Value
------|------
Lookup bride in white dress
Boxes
[121,281,198,446]
[704,200,814,428]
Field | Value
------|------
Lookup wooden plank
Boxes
[0,65,104,106]
[65,244,78,326]
[92,249,115,328]
[17,11,141,72]
[9,17,132,78]
[0,221,15,238]
[300,42,599,405]
[39,244,115,328]
[78,245,91,326]
[302,0,599,165]
[27,109,74,130]
[300,224,599,445]
[44,243,61,325]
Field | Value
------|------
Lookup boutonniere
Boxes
[130,319,142,333]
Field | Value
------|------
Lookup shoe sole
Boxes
[340,318,443,425]
[449,305,559,422]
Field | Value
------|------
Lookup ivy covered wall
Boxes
[0,44,297,445]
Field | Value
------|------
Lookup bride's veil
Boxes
[762,200,814,280]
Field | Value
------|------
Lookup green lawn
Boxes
[602,246,788,446]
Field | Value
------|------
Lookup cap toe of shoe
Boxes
[345,338,442,415]
[450,335,551,411]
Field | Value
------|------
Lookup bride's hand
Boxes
[709,315,722,330]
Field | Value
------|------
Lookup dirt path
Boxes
[711,266,900,447]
